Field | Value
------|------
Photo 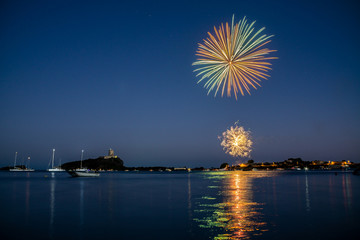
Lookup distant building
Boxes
[311,160,325,165]
[174,168,187,171]
[104,148,118,159]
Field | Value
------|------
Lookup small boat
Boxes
[47,149,65,172]
[47,168,65,172]
[67,169,100,177]
[10,153,35,172]
[10,168,35,172]
[66,150,100,177]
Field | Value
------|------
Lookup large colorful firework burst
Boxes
[219,122,253,158]
[193,16,276,99]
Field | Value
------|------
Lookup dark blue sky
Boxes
[1,0,359,168]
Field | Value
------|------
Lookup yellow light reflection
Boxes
[194,171,277,239]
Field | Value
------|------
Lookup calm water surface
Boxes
[0,171,359,240]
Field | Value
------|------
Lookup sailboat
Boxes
[47,149,65,172]
[10,152,35,172]
[67,150,99,177]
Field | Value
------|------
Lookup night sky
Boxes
[1,0,359,169]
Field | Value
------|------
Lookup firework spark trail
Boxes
[193,16,277,99]
[219,122,253,158]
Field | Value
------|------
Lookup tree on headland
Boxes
[220,163,229,169]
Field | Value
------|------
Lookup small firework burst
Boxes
[219,122,253,158]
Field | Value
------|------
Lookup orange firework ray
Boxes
[193,16,277,99]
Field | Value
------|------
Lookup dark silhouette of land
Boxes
[222,158,359,171]
[0,165,27,171]
[1,157,359,172]
[61,157,125,170]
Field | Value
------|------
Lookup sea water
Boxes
[0,171,359,240]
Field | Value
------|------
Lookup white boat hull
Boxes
[10,168,35,172]
[47,168,65,172]
[67,170,100,177]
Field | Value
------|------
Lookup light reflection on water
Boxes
[305,173,310,212]
[79,180,84,227]
[1,171,359,240]
[50,178,55,225]
[342,173,352,212]
[193,171,279,240]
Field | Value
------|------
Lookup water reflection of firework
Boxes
[194,172,277,239]
[219,122,252,158]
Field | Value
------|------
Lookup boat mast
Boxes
[52,149,55,169]
[80,150,84,169]
[14,152,17,168]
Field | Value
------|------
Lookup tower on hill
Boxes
[104,148,117,159]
